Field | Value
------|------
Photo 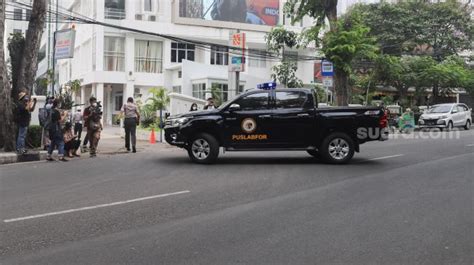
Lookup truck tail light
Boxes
[379,110,388,128]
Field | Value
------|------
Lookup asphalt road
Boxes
[1,130,473,264]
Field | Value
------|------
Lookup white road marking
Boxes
[367,154,404,161]
[3,190,190,223]
[466,144,474,147]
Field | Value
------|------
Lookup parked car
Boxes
[418,103,472,130]
[165,87,389,164]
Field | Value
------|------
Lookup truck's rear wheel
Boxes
[187,133,219,164]
[320,132,355,164]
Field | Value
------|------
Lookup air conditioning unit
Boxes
[148,15,156,22]
[135,14,143,20]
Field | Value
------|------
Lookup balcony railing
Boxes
[105,8,126,20]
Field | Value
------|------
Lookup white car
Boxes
[418,103,472,130]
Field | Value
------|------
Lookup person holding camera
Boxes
[121,97,140,153]
[16,91,37,154]
[83,97,102,157]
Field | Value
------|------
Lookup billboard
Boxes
[178,0,280,27]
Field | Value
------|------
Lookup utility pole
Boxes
[51,0,59,96]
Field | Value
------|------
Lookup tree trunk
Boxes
[17,0,48,94]
[398,85,409,107]
[325,1,338,32]
[334,68,350,106]
[0,1,17,151]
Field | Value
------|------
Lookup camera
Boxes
[90,101,103,117]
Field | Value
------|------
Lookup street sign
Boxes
[54,29,76,60]
[322,76,333,87]
[229,32,246,72]
[321,60,334,77]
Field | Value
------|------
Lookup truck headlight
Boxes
[171,117,190,127]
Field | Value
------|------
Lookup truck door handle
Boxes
[258,114,272,119]
[297,113,310,117]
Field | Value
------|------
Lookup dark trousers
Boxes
[124,118,137,149]
[88,129,101,155]
[65,140,80,153]
[83,131,89,146]
[74,123,83,140]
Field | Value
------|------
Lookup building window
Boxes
[172,86,182,93]
[238,85,245,94]
[14,9,22,20]
[143,0,153,12]
[211,46,228,65]
[249,56,266,68]
[25,9,31,20]
[171,42,195,63]
[115,94,123,111]
[105,0,125,19]
[211,83,229,102]
[135,40,163,73]
[178,71,182,78]
[192,83,206,100]
[104,36,125,71]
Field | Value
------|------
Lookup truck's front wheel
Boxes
[320,132,355,164]
[187,133,219,164]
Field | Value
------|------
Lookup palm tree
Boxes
[146,87,170,112]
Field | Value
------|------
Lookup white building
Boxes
[49,0,318,125]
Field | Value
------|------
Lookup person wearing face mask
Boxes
[83,97,102,157]
[189,103,198,112]
[46,98,68,161]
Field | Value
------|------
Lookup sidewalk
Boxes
[0,126,173,165]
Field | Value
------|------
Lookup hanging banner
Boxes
[55,29,76,60]
[229,32,246,72]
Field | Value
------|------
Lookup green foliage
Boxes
[7,32,25,97]
[210,85,223,107]
[146,87,170,111]
[140,104,157,129]
[58,90,74,110]
[313,85,327,103]
[265,27,298,53]
[271,61,303,88]
[284,0,338,30]
[68,79,81,94]
[351,1,473,58]
[26,125,42,148]
[322,15,378,74]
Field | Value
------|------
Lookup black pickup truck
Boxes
[165,88,388,164]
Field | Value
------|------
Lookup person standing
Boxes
[189,103,198,112]
[16,92,37,154]
[121,97,140,153]
[203,98,216,110]
[84,97,102,157]
[73,109,83,141]
[46,99,68,162]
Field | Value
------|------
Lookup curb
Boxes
[0,151,49,165]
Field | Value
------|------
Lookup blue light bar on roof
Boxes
[257,82,277,90]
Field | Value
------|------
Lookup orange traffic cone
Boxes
[150,128,156,144]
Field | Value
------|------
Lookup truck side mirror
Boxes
[229,104,241,112]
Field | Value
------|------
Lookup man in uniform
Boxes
[83,97,102,157]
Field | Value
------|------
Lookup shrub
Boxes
[27,125,42,148]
